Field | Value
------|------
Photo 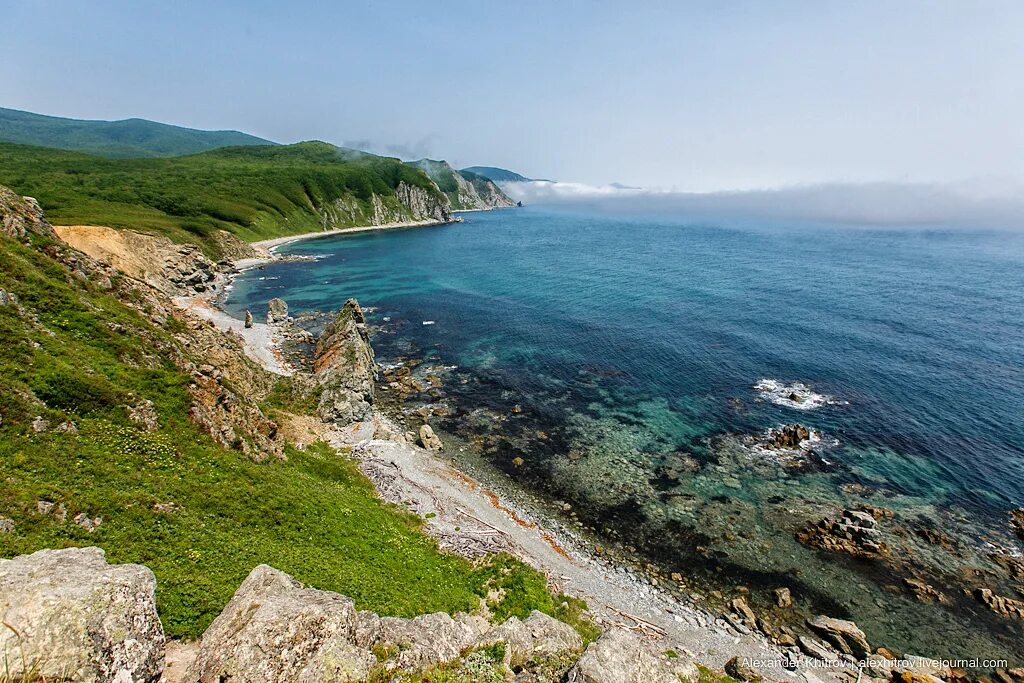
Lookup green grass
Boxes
[0,231,584,640]
[0,141,444,257]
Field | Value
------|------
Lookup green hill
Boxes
[460,166,534,183]
[0,141,451,257]
[409,159,515,210]
[0,107,275,158]
[0,193,591,641]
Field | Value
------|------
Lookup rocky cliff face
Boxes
[313,299,377,425]
[410,159,516,210]
[394,180,454,222]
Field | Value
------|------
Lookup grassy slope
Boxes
[0,107,274,158]
[0,232,593,640]
[0,141,444,256]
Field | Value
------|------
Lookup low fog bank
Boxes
[501,179,1024,229]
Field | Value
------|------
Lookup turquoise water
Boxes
[226,207,1024,661]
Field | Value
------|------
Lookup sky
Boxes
[1,1,1023,193]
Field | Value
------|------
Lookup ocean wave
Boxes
[754,379,846,410]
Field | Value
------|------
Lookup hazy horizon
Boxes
[2,1,1023,195]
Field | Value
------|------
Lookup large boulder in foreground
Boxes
[482,610,583,668]
[0,547,164,682]
[568,627,698,683]
[314,299,377,425]
[186,564,374,682]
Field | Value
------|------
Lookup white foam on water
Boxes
[754,378,846,410]
[422,321,436,326]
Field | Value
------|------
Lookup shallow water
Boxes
[226,207,1024,662]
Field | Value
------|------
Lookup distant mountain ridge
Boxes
[460,166,544,183]
[0,107,275,158]
[409,159,516,210]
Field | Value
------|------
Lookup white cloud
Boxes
[500,179,1024,229]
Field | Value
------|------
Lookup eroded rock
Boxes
[0,186,56,241]
[267,297,289,324]
[314,299,376,426]
[480,610,583,668]
[0,547,164,682]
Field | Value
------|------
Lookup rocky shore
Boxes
[2,184,1020,682]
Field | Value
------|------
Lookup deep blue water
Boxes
[226,207,1024,659]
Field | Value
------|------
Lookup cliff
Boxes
[409,159,516,210]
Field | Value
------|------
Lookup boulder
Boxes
[725,655,762,681]
[266,297,289,324]
[0,547,164,682]
[314,299,376,426]
[419,423,444,451]
[774,587,793,608]
[244,309,254,328]
[806,615,871,658]
[567,628,698,683]
[186,564,375,682]
[481,610,583,668]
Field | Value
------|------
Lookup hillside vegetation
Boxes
[0,106,274,158]
[409,159,515,210]
[0,141,448,257]
[0,216,590,641]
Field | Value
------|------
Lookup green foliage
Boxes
[0,141,444,257]
[0,234,569,640]
[473,554,601,644]
[0,106,273,158]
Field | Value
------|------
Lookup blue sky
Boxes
[2,1,1022,192]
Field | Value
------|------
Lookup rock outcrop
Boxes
[0,547,164,682]
[394,180,455,222]
[187,563,582,682]
[409,159,515,210]
[567,628,698,683]
[0,185,56,240]
[314,299,376,425]
[185,564,374,683]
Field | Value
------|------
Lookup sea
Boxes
[223,206,1024,663]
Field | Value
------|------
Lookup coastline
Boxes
[236,216,460,270]
[198,233,838,683]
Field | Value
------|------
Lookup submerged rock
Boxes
[567,628,698,683]
[796,508,887,558]
[314,299,376,426]
[0,547,164,682]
